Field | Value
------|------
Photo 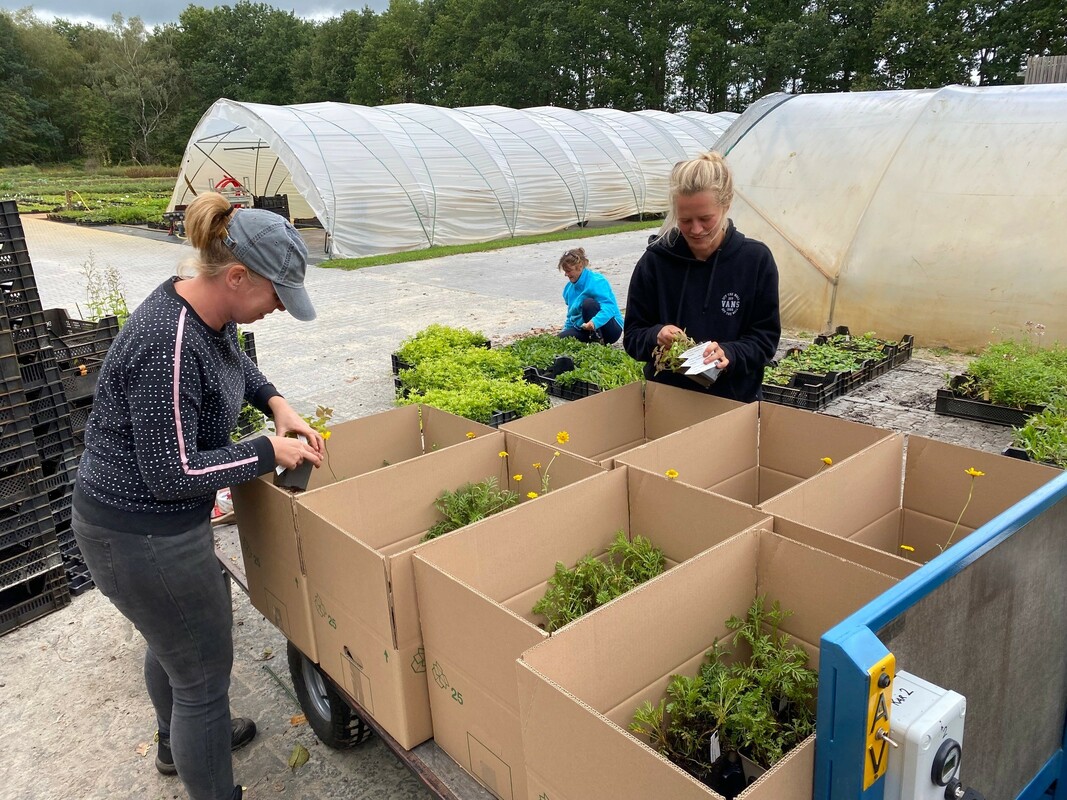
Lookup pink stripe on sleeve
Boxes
[173,307,260,475]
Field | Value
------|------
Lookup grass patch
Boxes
[320,219,663,270]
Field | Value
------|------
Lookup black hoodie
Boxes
[623,222,781,403]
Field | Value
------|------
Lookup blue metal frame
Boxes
[815,470,1067,800]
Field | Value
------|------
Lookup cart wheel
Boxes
[286,641,373,749]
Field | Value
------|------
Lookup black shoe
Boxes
[232,786,246,800]
[155,718,258,775]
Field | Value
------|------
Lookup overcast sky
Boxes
[3,1,390,27]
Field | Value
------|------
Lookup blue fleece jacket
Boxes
[562,268,623,332]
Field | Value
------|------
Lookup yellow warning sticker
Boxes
[863,652,895,789]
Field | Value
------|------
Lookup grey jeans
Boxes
[72,507,237,800]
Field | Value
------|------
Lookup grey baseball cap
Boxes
[225,209,315,321]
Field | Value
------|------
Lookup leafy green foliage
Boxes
[232,403,268,442]
[398,347,521,394]
[398,377,549,423]
[652,331,698,375]
[1012,395,1067,468]
[532,531,666,632]
[630,595,817,782]
[502,333,589,370]
[502,334,643,390]
[953,339,1067,408]
[423,476,519,541]
[763,331,894,386]
[395,324,490,368]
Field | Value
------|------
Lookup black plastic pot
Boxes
[274,461,313,492]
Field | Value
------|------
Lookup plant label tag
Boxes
[709,731,721,763]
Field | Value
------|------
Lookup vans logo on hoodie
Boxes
[722,292,741,316]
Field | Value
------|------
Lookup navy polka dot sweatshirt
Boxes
[74,278,279,534]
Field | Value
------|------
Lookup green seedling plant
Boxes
[231,403,267,442]
[397,347,522,394]
[631,595,817,791]
[951,334,1067,409]
[422,476,519,541]
[398,377,549,423]
[79,253,131,327]
[652,331,698,375]
[555,345,643,390]
[532,531,665,632]
[1012,395,1067,468]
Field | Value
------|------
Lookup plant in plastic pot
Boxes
[274,406,333,492]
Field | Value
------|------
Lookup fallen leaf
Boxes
[290,713,307,726]
[288,743,310,772]
[135,742,151,757]
[253,647,274,662]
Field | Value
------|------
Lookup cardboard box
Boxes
[412,466,774,800]
[294,430,604,749]
[232,404,493,662]
[501,381,742,467]
[760,434,1061,565]
[616,402,895,506]
[516,529,898,800]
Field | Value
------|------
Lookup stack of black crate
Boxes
[0,200,119,635]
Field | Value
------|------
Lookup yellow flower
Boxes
[527,491,539,499]
[322,430,332,441]
[466,432,476,439]
[556,431,570,445]
[964,467,985,478]
[553,451,560,457]
[899,544,915,553]
[532,462,542,470]
[665,469,679,480]
[499,451,508,458]
[821,456,833,466]
[513,474,523,482]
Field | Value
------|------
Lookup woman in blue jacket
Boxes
[557,247,623,344]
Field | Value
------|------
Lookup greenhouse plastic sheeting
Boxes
[716,85,1067,350]
[169,100,736,259]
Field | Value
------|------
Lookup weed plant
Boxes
[533,531,665,632]
[79,253,130,327]
[423,476,519,541]
[631,596,817,784]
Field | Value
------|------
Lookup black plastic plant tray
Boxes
[548,378,603,402]
[1001,447,1062,469]
[60,359,102,402]
[0,464,42,507]
[26,380,69,425]
[488,409,521,428]
[0,536,63,592]
[0,566,71,636]
[761,372,844,411]
[934,388,1044,428]
[0,497,53,555]
[43,309,119,367]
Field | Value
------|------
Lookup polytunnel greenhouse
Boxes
[716,84,1067,350]
[169,101,737,258]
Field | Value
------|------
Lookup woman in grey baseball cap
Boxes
[71,192,322,800]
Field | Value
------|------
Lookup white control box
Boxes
[883,670,967,800]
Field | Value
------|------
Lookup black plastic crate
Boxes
[761,372,845,411]
[488,409,521,428]
[1002,446,1062,469]
[0,534,63,592]
[70,400,91,436]
[0,239,33,277]
[0,200,26,243]
[0,347,19,385]
[239,329,257,364]
[0,565,70,636]
[19,354,63,392]
[49,489,73,526]
[60,359,102,402]
[32,453,78,495]
[548,377,604,402]
[0,463,42,507]
[67,564,95,596]
[934,379,1045,428]
[0,272,44,320]
[34,415,78,462]
[43,309,119,367]
[0,495,53,554]
[25,379,69,425]
[0,408,38,469]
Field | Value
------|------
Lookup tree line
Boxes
[1,0,1063,167]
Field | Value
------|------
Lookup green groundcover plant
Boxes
[398,377,549,423]
[631,596,817,784]
[1012,396,1067,468]
[395,324,490,367]
[397,347,522,394]
[503,333,643,390]
[533,531,665,632]
[952,339,1067,409]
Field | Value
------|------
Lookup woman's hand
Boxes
[269,435,323,471]
[267,397,325,456]
[657,325,685,347]
[703,341,730,370]
[581,321,595,332]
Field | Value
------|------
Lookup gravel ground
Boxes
[0,216,1027,800]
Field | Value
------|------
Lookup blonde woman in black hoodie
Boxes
[623,152,781,402]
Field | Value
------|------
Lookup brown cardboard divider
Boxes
[293,429,604,749]
[413,466,774,800]
[516,529,899,800]
[616,401,895,506]
[501,381,742,466]
[233,405,494,662]
[761,433,1060,567]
